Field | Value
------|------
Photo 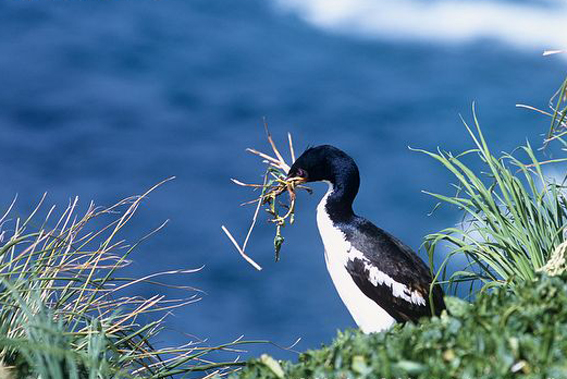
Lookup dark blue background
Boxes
[0,0,565,360]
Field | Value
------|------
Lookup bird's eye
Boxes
[296,168,308,178]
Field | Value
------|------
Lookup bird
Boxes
[287,145,445,333]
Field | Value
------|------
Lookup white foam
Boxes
[273,0,567,51]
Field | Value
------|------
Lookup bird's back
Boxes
[343,216,445,322]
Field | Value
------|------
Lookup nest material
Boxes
[222,125,310,270]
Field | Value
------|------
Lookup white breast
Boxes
[316,183,396,334]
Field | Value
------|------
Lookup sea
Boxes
[0,0,566,361]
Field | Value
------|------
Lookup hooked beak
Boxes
[285,169,313,194]
[286,170,307,185]
[287,176,307,185]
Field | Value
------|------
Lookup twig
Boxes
[242,172,269,252]
[246,148,281,166]
[221,225,263,271]
[288,132,296,163]
[263,119,288,172]
[231,178,264,188]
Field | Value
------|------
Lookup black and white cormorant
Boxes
[287,145,445,333]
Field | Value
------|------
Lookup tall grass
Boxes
[0,180,248,379]
[544,75,567,146]
[414,104,567,295]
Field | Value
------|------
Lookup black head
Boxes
[288,145,360,219]
[288,145,360,190]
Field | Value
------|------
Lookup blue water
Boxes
[0,0,565,361]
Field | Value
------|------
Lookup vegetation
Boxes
[222,125,310,270]
[419,74,567,296]
[232,74,567,378]
[234,273,567,379]
[0,180,246,379]
[1,53,565,379]
[544,74,567,145]
[415,106,567,295]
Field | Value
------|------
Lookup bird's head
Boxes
[287,145,359,187]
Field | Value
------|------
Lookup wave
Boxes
[273,0,567,51]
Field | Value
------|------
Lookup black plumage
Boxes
[342,219,445,321]
[288,145,445,327]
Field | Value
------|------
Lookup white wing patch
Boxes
[363,262,426,306]
[343,243,425,305]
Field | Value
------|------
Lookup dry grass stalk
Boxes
[517,71,567,149]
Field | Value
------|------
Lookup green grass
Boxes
[544,75,567,146]
[412,105,567,295]
[0,180,249,379]
[233,273,567,379]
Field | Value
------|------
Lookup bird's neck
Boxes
[320,178,358,223]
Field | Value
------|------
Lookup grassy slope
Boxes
[235,274,567,379]
[0,188,245,379]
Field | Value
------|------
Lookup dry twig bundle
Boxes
[222,124,311,270]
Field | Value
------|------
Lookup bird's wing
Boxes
[343,218,445,323]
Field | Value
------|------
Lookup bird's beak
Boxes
[287,176,307,185]
[286,171,307,185]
